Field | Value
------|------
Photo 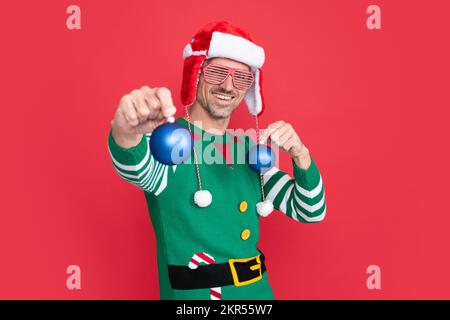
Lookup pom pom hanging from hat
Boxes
[184,105,212,208]
[256,199,274,217]
[252,112,275,217]
[194,190,212,207]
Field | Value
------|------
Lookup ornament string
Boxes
[184,104,203,191]
[254,114,266,202]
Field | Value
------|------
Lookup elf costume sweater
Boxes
[107,117,326,299]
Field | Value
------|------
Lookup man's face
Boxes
[196,57,251,119]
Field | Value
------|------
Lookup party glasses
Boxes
[201,64,254,90]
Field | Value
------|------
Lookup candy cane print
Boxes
[188,252,222,300]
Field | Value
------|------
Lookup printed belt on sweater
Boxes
[168,252,266,289]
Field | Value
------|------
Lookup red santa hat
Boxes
[181,21,273,217]
[181,21,266,116]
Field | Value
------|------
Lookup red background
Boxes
[1,0,449,299]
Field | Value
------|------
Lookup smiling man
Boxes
[107,21,326,300]
[196,58,250,119]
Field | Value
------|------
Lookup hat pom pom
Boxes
[256,199,274,217]
[194,190,212,208]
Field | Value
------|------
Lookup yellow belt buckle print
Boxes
[228,254,262,287]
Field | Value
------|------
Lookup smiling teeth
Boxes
[214,94,232,100]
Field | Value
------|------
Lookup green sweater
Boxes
[107,117,326,299]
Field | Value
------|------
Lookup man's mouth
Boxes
[212,91,235,102]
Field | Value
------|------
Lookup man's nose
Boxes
[221,74,234,91]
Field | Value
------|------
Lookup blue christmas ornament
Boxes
[149,117,193,165]
[247,144,276,173]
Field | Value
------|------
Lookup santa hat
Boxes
[181,21,266,116]
[181,21,273,217]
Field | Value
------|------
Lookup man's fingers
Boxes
[140,85,153,95]
[142,87,162,120]
[267,131,287,148]
[116,86,176,137]
[120,95,139,126]
[283,136,297,152]
[134,118,165,134]
[155,87,176,118]
[260,120,286,144]
[141,86,176,119]
[274,124,294,146]
[130,89,150,122]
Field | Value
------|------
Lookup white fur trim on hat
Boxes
[194,190,212,207]
[183,43,207,59]
[256,199,274,217]
[244,68,262,116]
[208,31,265,68]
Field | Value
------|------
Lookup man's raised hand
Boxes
[111,86,176,148]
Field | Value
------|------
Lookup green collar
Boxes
[176,117,235,144]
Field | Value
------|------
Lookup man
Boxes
[108,21,326,300]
